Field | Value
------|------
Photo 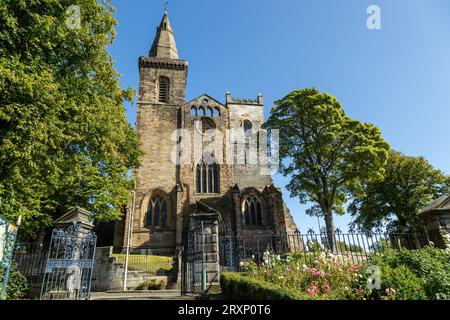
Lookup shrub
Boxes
[364,264,426,300]
[0,264,29,300]
[220,272,309,300]
[136,279,166,290]
[366,247,450,299]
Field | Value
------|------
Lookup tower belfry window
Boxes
[243,120,253,138]
[159,76,169,103]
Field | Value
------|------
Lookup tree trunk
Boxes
[35,227,46,250]
[324,211,337,253]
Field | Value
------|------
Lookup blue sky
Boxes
[109,0,450,232]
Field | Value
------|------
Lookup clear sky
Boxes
[109,0,450,232]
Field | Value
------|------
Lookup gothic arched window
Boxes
[213,108,220,117]
[146,196,167,227]
[206,107,213,117]
[158,76,169,103]
[242,194,262,226]
[190,106,197,116]
[243,120,253,138]
[195,161,219,194]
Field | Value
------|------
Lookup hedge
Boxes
[220,272,308,300]
[0,264,29,300]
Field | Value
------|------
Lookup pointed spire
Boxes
[149,8,179,59]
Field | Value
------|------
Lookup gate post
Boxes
[190,212,220,293]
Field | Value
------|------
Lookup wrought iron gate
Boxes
[40,223,96,300]
[181,220,206,295]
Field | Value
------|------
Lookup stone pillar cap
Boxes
[53,207,94,231]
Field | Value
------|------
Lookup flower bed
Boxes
[221,247,450,300]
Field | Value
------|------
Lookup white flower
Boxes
[276,255,281,260]
[239,261,245,267]
[264,259,269,264]
[302,264,308,270]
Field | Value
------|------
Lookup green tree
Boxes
[349,150,450,232]
[263,88,389,251]
[0,0,142,239]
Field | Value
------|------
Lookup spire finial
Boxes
[164,1,168,14]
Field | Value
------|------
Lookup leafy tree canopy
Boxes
[349,150,450,232]
[0,0,142,238]
[263,88,390,247]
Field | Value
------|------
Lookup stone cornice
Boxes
[139,56,188,70]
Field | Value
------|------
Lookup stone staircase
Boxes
[90,289,194,300]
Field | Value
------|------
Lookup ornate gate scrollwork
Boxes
[40,222,96,300]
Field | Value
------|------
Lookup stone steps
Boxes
[90,289,193,300]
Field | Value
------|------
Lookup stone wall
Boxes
[90,247,168,292]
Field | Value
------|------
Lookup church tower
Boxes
[115,10,188,255]
[114,10,298,261]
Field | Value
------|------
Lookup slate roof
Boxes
[418,194,450,216]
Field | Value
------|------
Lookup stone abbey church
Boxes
[113,10,297,255]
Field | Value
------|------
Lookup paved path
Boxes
[90,290,198,300]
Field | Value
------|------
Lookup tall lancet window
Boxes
[242,194,263,226]
[158,76,169,103]
[145,196,167,227]
[195,161,219,194]
[243,120,253,138]
[243,120,253,164]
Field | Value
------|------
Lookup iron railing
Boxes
[219,229,431,271]
[112,253,173,275]
[13,242,49,278]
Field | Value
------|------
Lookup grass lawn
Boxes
[112,254,173,273]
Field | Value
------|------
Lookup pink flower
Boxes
[306,288,315,297]
[323,284,331,291]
